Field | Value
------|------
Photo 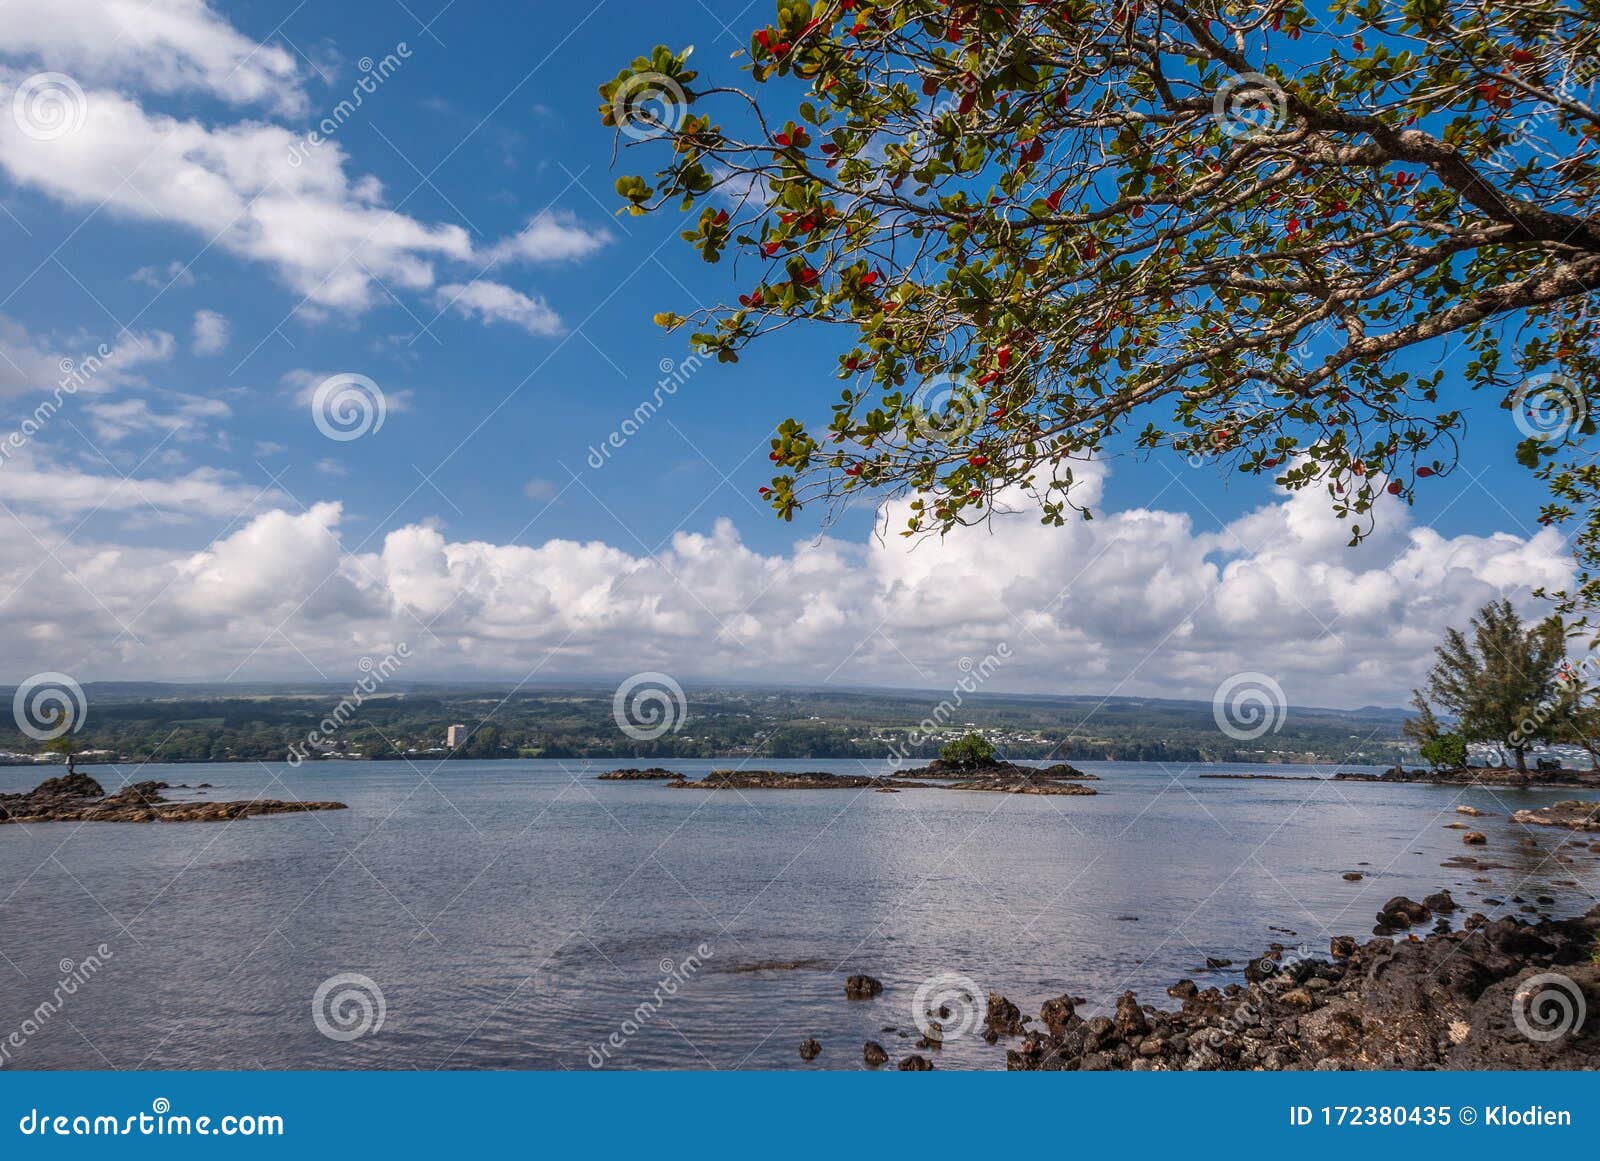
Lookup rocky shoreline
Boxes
[600,761,1099,796]
[0,773,346,824]
[998,899,1599,1070]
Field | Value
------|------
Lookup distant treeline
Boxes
[0,687,1413,766]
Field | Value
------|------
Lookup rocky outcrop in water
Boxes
[0,774,346,824]
[647,766,1096,795]
[1511,801,1600,832]
[665,769,929,790]
[1007,902,1600,1071]
[1335,766,1600,788]
[893,759,1095,780]
[595,767,679,780]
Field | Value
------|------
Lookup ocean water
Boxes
[1,759,1597,1071]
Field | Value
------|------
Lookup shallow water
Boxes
[1,759,1596,1070]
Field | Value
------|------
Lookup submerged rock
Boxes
[844,974,884,999]
[798,1038,821,1061]
[862,1041,888,1067]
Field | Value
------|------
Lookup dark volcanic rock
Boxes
[897,1054,934,1071]
[862,1041,888,1067]
[31,772,106,798]
[667,769,936,791]
[894,758,1095,781]
[798,1038,821,1061]
[984,993,1027,1038]
[596,767,679,780]
[0,774,345,824]
[1378,896,1432,929]
[1008,900,1600,1071]
[1511,800,1600,833]
[844,974,884,999]
[1335,765,1600,789]
[657,766,1094,795]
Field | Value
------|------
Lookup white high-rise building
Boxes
[447,724,466,748]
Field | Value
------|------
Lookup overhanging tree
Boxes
[601,0,1600,597]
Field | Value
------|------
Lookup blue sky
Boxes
[0,1,1573,704]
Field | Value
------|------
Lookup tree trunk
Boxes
[1513,745,1528,784]
[66,753,76,775]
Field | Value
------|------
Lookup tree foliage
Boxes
[938,730,997,766]
[1411,597,1567,773]
[1418,730,1467,768]
[601,0,1600,592]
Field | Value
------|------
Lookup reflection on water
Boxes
[2,759,1596,1070]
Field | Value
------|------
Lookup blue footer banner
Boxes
[2,1072,1596,1155]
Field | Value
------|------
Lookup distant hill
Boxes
[0,682,1414,766]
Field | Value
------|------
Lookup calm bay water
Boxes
[2,759,1597,1071]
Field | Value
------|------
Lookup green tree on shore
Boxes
[1411,599,1567,778]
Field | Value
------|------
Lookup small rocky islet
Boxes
[0,773,346,824]
[596,758,1098,796]
[1335,764,1600,789]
